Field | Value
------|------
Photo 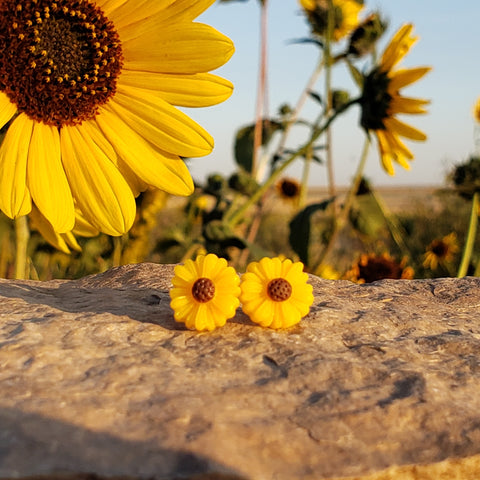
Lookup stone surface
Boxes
[0,263,480,480]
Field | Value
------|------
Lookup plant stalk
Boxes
[457,191,479,277]
[312,135,370,273]
[14,215,30,280]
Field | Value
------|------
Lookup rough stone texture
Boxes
[0,263,480,480]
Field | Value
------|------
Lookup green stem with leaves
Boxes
[225,98,360,229]
[457,191,479,277]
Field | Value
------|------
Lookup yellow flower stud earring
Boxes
[170,253,240,332]
[239,257,314,329]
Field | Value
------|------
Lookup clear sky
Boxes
[190,0,480,187]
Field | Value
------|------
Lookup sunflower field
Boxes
[0,0,480,285]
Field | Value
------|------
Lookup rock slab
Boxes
[0,263,480,479]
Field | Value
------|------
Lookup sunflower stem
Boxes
[180,242,204,263]
[14,215,30,280]
[457,191,479,277]
[299,146,313,209]
[251,0,269,180]
[370,189,412,260]
[312,135,370,274]
[225,98,360,229]
[112,235,125,267]
[274,59,324,164]
[324,0,337,214]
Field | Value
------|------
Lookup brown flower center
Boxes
[267,278,292,302]
[0,0,123,127]
[192,278,215,303]
[360,68,392,131]
[430,240,449,258]
[279,178,300,198]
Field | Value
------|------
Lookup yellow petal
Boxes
[381,24,417,72]
[388,67,431,91]
[29,205,71,254]
[112,0,214,32]
[389,96,429,115]
[122,23,234,74]
[112,84,213,157]
[375,130,395,176]
[299,0,315,12]
[0,92,17,129]
[27,122,75,233]
[386,130,414,159]
[73,209,100,237]
[64,231,82,252]
[95,106,194,196]
[78,119,146,196]
[0,114,32,218]
[60,125,136,236]
[96,0,129,15]
[254,299,275,327]
[118,71,233,107]
[383,117,427,141]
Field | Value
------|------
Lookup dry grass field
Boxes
[306,185,447,213]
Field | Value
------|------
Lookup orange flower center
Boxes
[0,0,123,127]
[192,278,215,303]
[267,278,292,302]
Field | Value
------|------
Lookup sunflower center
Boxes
[360,68,392,130]
[431,240,449,258]
[0,0,123,127]
[267,278,292,302]
[279,179,300,198]
[192,278,215,303]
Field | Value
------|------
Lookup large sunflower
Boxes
[299,0,364,42]
[360,24,431,175]
[0,0,234,235]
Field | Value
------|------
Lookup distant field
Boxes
[307,185,448,213]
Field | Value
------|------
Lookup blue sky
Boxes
[191,0,480,187]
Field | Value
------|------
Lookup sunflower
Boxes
[275,177,302,205]
[474,97,480,123]
[0,0,234,236]
[170,253,240,332]
[299,0,363,42]
[423,232,459,271]
[343,252,414,284]
[240,257,314,329]
[360,24,431,176]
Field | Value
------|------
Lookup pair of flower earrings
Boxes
[169,253,314,332]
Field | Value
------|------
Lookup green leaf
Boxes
[288,199,334,265]
[308,91,323,105]
[348,194,386,237]
[234,120,282,173]
[345,58,364,88]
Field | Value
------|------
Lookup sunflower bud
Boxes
[450,156,480,200]
[228,171,259,197]
[298,0,364,42]
[204,173,227,197]
[331,89,350,111]
[347,12,387,57]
